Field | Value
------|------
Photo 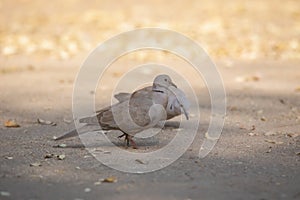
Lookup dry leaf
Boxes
[265,139,283,144]
[235,74,261,83]
[135,159,145,164]
[44,154,54,159]
[57,154,65,160]
[248,132,258,136]
[260,117,267,121]
[37,118,56,126]
[4,119,20,128]
[56,144,67,148]
[286,133,299,138]
[30,162,42,167]
[101,176,117,183]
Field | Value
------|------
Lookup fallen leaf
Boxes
[101,176,117,183]
[4,119,20,128]
[286,133,299,138]
[265,139,283,144]
[248,132,258,136]
[235,74,261,83]
[44,154,54,159]
[30,162,42,167]
[260,116,267,121]
[57,154,65,160]
[266,149,272,153]
[37,118,56,126]
[57,143,67,148]
[135,159,145,164]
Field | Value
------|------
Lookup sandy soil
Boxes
[0,1,300,200]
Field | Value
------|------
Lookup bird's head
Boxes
[152,74,177,89]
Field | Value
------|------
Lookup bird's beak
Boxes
[181,106,189,120]
[170,81,177,88]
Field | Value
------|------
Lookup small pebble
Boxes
[0,191,10,197]
[84,188,91,193]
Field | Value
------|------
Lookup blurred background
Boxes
[1,1,300,199]
[0,0,299,72]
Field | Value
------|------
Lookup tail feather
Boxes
[54,128,78,141]
[54,124,105,141]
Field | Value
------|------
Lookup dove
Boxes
[54,74,189,148]
[115,86,190,120]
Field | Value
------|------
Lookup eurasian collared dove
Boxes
[115,86,190,120]
[55,74,189,148]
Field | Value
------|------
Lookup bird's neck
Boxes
[152,86,168,106]
[152,84,167,93]
[152,89,164,93]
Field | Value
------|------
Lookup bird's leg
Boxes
[125,134,130,147]
[127,135,137,149]
[118,132,137,149]
[118,133,126,138]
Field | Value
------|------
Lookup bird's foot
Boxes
[122,134,138,149]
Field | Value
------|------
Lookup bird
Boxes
[114,85,189,120]
[54,74,189,148]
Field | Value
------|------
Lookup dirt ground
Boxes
[1,1,300,200]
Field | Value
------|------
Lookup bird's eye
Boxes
[164,78,167,81]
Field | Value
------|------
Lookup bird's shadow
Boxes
[52,121,180,149]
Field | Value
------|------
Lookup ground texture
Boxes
[0,1,299,200]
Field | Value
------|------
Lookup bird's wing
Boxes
[114,86,153,102]
[114,92,131,102]
[166,86,190,120]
